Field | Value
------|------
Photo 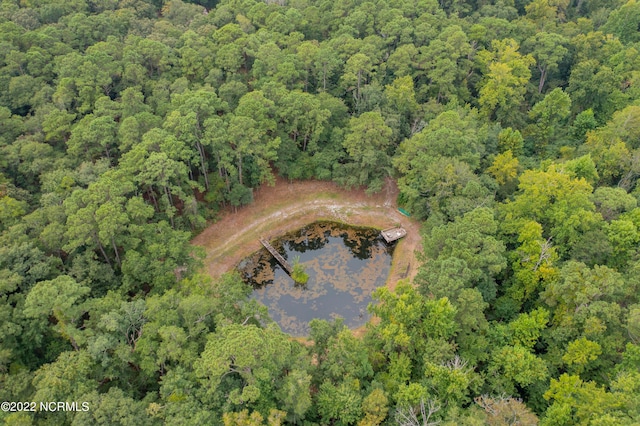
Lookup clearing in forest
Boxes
[192,177,422,291]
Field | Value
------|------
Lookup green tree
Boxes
[500,164,599,254]
[394,108,490,219]
[66,114,118,163]
[383,75,420,139]
[72,387,154,426]
[417,207,506,303]
[602,0,640,44]
[567,60,625,122]
[487,150,519,186]
[23,275,90,350]
[195,323,307,414]
[317,378,363,426]
[367,282,458,377]
[526,88,571,153]
[337,111,393,193]
[358,388,388,426]
[523,32,568,94]
[542,374,624,425]
[487,344,548,394]
[164,88,228,191]
[478,39,535,126]
[417,25,472,103]
[64,173,135,269]
[341,53,373,112]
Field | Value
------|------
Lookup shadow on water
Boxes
[237,221,396,337]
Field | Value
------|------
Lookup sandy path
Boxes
[192,177,422,290]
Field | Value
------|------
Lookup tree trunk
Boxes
[147,188,159,212]
[93,233,113,269]
[111,237,121,268]
[197,141,209,190]
[538,66,547,94]
[323,63,327,90]
[163,185,175,228]
[356,69,362,110]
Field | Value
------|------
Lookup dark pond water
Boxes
[237,221,395,337]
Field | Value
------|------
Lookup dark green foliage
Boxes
[2,0,640,424]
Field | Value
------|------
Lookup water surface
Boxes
[238,221,394,336]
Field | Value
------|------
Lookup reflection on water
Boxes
[237,222,395,337]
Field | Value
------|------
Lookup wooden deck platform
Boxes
[259,238,293,274]
[381,227,407,243]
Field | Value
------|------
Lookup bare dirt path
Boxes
[192,177,422,290]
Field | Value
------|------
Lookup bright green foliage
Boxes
[562,154,600,185]
[542,374,626,425]
[497,127,524,156]
[602,0,640,44]
[383,75,420,139]
[563,337,602,374]
[368,282,458,380]
[508,308,549,349]
[317,378,363,426]
[291,261,309,285]
[32,350,95,403]
[487,150,519,185]
[501,165,599,253]
[488,345,548,393]
[222,409,286,426]
[0,195,27,232]
[507,220,559,303]
[604,106,640,150]
[478,39,535,126]
[358,388,388,426]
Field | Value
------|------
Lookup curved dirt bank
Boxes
[192,177,422,290]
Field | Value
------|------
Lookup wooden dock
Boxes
[381,227,407,243]
[259,238,293,274]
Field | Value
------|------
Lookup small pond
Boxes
[237,221,395,337]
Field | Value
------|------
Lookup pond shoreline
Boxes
[192,177,422,293]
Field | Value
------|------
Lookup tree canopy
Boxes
[2,0,640,423]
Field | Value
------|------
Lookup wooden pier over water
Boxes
[381,227,407,243]
[259,238,293,274]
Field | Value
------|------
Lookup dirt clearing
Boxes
[192,177,423,290]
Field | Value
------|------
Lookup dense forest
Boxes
[1,0,640,423]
